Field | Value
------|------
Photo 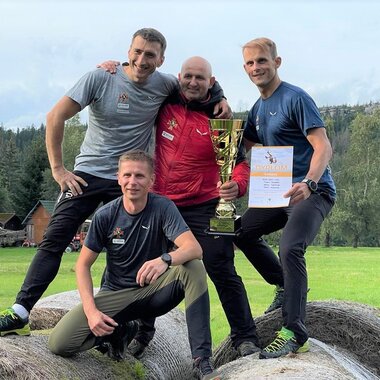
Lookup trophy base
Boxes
[206,216,242,236]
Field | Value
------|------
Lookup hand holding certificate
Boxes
[249,146,293,208]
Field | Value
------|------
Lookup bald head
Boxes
[181,56,213,77]
[179,56,215,101]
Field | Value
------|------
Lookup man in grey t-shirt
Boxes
[0,27,230,339]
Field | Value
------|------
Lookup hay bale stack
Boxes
[3,294,379,379]
[217,342,362,380]
[214,300,380,377]
[0,335,122,380]
[1,290,194,380]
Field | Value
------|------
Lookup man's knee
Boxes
[180,259,206,280]
[176,260,208,298]
[48,330,74,357]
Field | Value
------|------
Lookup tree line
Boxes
[1,104,379,247]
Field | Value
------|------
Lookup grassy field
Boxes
[0,246,379,346]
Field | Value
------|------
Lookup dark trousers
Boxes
[137,198,263,348]
[16,172,122,311]
[234,192,334,344]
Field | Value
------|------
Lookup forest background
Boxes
[1,102,380,248]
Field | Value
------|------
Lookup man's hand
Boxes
[213,98,232,119]
[52,167,88,196]
[136,257,168,287]
[283,182,311,206]
[86,308,118,337]
[218,180,239,201]
[96,60,120,74]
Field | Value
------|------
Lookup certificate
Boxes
[248,146,293,208]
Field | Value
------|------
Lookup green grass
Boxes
[0,246,379,347]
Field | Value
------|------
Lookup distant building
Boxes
[22,200,56,244]
[0,213,22,230]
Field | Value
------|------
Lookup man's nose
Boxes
[189,77,197,86]
[129,174,138,183]
[136,54,147,66]
[252,62,260,71]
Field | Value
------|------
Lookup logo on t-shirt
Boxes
[117,92,130,114]
[118,93,129,103]
[112,227,125,244]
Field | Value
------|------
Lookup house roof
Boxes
[0,213,21,228]
[0,213,17,225]
[22,200,56,225]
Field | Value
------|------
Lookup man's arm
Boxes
[136,230,202,287]
[97,60,231,118]
[76,245,118,336]
[46,96,88,195]
[284,127,333,205]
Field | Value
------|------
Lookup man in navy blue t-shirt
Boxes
[235,37,336,359]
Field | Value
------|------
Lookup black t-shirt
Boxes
[85,193,189,290]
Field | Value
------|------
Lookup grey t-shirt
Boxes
[66,66,178,179]
[84,193,189,290]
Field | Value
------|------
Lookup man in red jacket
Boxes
[130,56,265,358]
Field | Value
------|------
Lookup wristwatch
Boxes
[302,178,318,192]
[160,253,172,267]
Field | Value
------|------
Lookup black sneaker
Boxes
[107,320,139,361]
[236,341,260,357]
[128,338,147,359]
[193,357,221,380]
[264,285,284,314]
[259,327,310,359]
[0,308,30,336]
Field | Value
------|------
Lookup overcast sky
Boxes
[1,0,379,130]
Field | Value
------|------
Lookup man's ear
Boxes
[178,73,181,81]
[157,55,165,68]
[149,173,156,188]
[275,56,282,69]
[209,76,216,88]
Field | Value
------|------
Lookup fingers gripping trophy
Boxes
[208,119,244,235]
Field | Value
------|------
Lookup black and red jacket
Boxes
[154,88,249,207]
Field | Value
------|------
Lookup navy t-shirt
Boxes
[85,193,189,290]
[244,81,336,197]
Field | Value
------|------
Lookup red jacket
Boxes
[154,95,249,207]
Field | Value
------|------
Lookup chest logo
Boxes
[167,118,178,130]
[269,111,277,116]
[196,128,208,136]
[118,93,129,103]
[113,227,124,238]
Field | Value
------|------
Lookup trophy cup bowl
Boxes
[208,119,244,235]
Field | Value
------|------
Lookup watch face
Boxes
[308,180,318,191]
[161,253,171,265]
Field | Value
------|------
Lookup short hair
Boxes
[118,149,155,174]
[132,28,167,56]
[242,37,278,59]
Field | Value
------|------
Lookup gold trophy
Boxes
[208,119,244,235]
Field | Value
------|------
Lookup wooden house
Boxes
[0,213,22,230]
[22,200,56,244]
